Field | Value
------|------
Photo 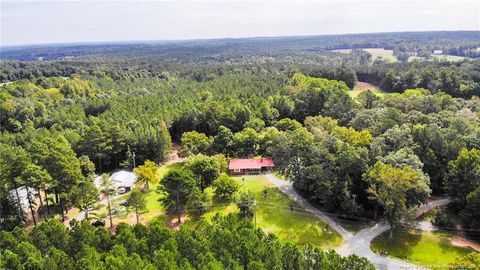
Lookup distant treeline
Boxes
[1,31,479,62]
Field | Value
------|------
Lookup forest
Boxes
[1,31,480,269]
[0,215,374,270]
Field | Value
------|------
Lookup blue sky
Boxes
[1,0,479,46]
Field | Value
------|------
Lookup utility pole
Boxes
[107,192,113,228]
[176,190,181,223]
[253,200,257,229]
[132,152,136,168]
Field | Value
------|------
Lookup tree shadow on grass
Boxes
[437,233,474,256]
[372,228,422,261]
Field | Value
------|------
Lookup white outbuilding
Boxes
[94,170,138,192]
[9,186,37,210]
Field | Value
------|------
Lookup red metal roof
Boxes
[229,158,274,170]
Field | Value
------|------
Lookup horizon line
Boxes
[2,29,479,49]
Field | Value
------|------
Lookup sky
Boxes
[1,0,479,46]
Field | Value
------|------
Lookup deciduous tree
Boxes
[363,162,431,237]
[134,160,159,191]
[212,174,239,201]
[185,154,221,191]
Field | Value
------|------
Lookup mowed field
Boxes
[432,54,467,62]
[334,48,469,63]
[333,48,397,62]
[371,229,476,267]
[203,175,343,248]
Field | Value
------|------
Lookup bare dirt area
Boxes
[448,225,480,251]
[166,213,189,230]
[449,237,480,251]
[164,144,186,165]
[354,81,379,90]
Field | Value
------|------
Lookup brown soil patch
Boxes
[166,213,189,230]
[449,236,480,251]
[354,81,378,90]
[164,144,186,165]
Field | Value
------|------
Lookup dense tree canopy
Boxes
[1,31,480,265]
[0,215,374,270]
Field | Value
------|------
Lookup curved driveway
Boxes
[265,173,450,270]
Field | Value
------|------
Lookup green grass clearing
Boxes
[349,82,387,99]
[349,88,387,99]
[204,175,343,248]
[408,56,425,62]
[432,54,468,62]
[371,229,475,267]
[140,162,185,221]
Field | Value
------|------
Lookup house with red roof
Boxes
[228,158,274,175]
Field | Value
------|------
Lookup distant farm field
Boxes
[432,54,467,62]
[333,49,469,63]
[409,55,468,62]
[333,48,397,62]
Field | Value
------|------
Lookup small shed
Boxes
[229,158,274,175]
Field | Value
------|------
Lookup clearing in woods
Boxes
[349,81,386,99]
[431,54,467,62]
[333,48,397,62]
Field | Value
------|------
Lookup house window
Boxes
[234,169,241,173]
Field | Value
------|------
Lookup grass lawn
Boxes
[363,48,397,62]
[141,162,184,221]
[371,229,475,267]
[203,175,343,248]
[96,162,184,225]
[432,54,468,62]
[408,56,425,62]
[94,167,343,248]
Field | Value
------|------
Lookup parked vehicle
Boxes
[91,219,106,227]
